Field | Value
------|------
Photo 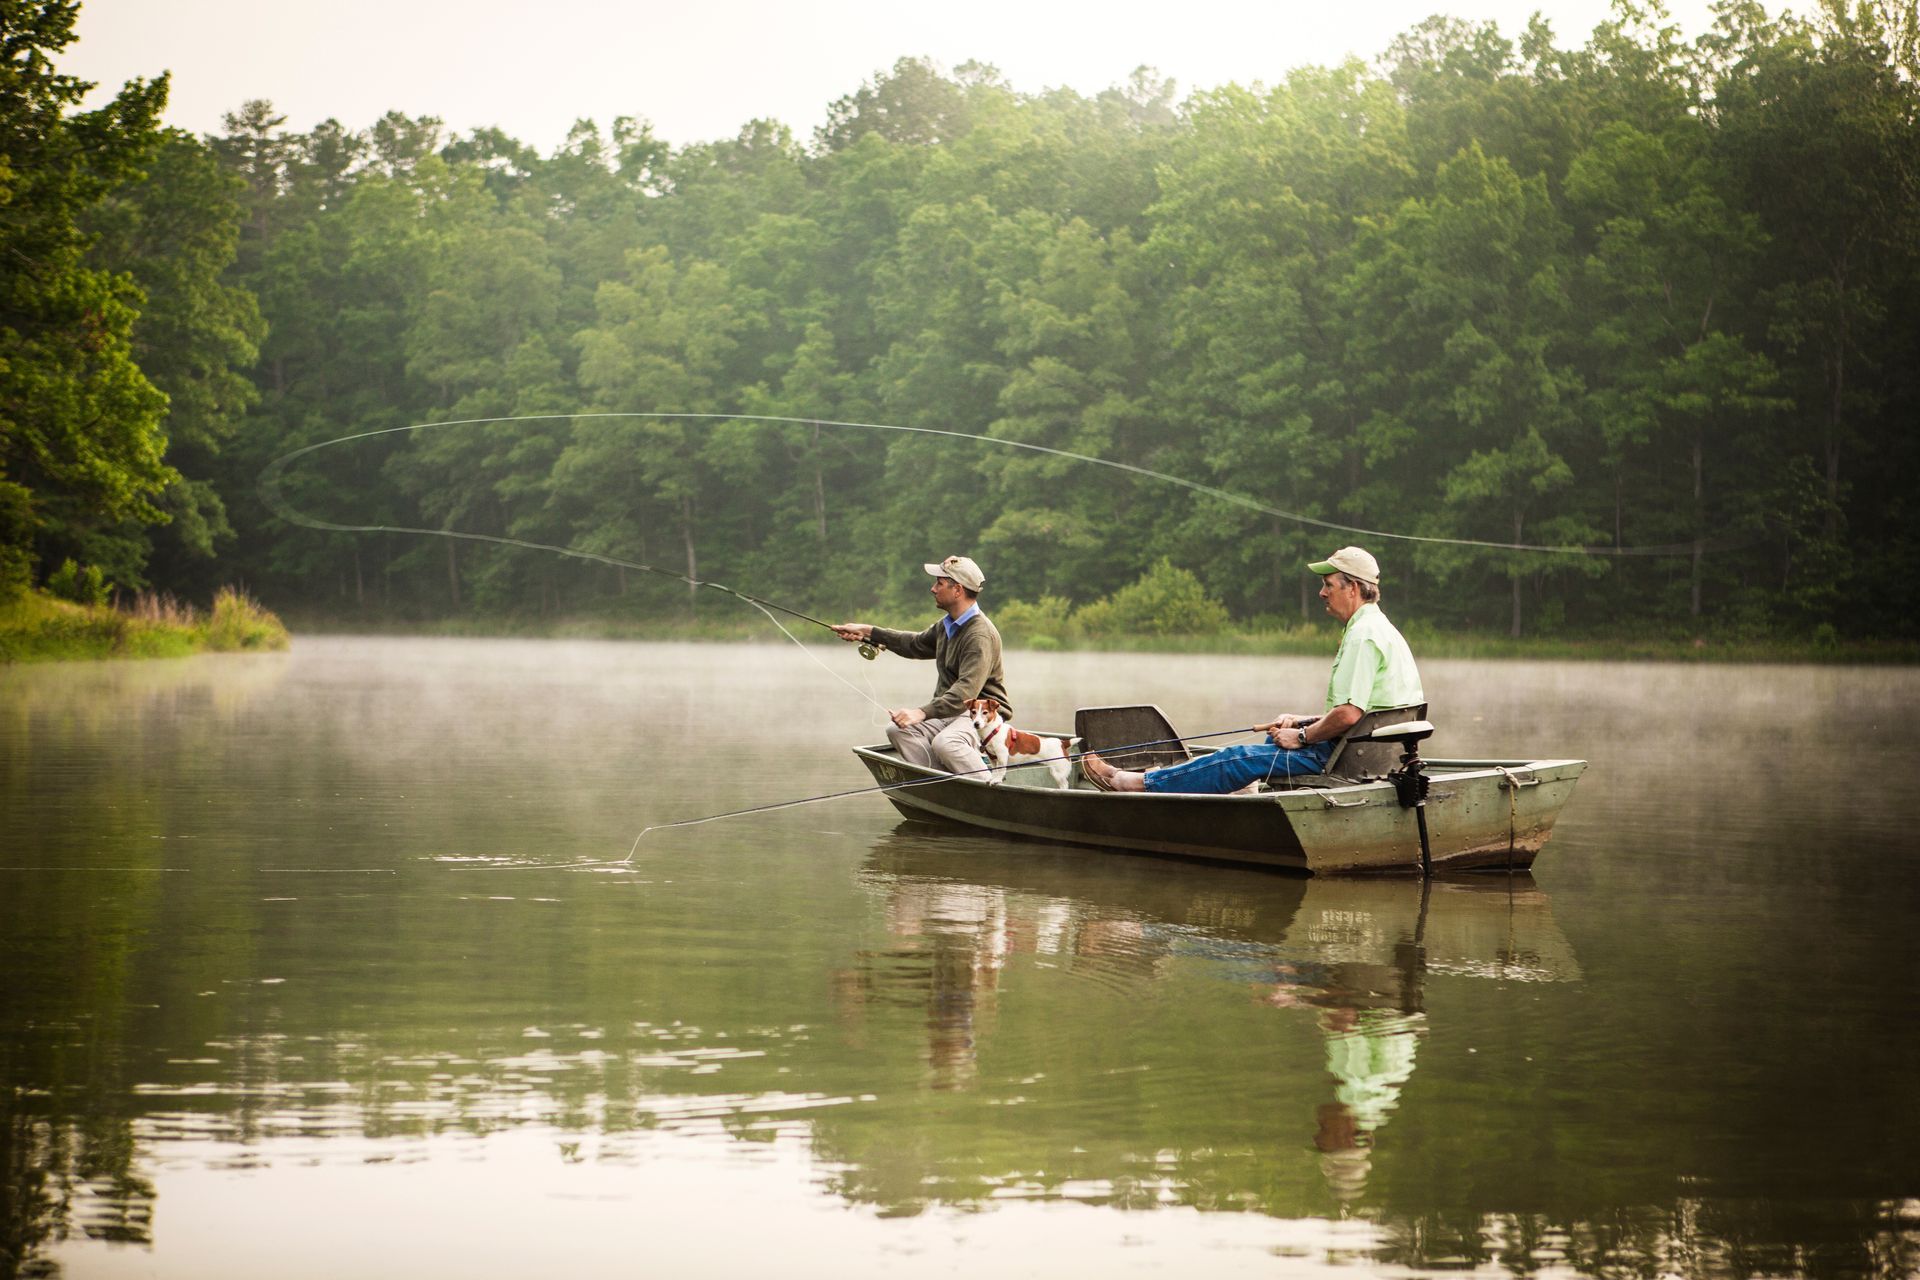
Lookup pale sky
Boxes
[68,0,1734,152]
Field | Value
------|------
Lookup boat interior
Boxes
[1066,703,1436,792]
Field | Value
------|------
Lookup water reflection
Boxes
[845,824,1581,1214]
[6,640,1919,1278]
[1270,879,1572,1207]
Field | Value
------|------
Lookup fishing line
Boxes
[732,593,890,717]
[1263,725,1306,789]
[260,411,1732,559]
[473,725,1290,872]
[261,431,897,714]
[260,410,1712,870]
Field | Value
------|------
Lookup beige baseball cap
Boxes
[924,555,985,591]
[1307,546,1380,586]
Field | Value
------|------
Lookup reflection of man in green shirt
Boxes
[1082,546,1424,793]
[1314,1005,1427,1205]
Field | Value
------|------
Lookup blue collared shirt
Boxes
[941,603,979,639]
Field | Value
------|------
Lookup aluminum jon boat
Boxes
[850,704,1586,876]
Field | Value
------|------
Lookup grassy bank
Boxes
[0,588,292,664]
[277,607,1918,665]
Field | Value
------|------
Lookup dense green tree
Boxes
[132,9,1918,640]
[1707,0,1919,628]
[1146,66,1414,617]
[1566,113,1786,620]
[0,0,170,594]
[817,56,983,152]
[569,245,762,601]
[80,128,265,593]
[1342,142,1596,636]
[978,215,1155,601]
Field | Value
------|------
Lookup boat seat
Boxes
[1072,704,1191,773]
[1322,704,1430,781]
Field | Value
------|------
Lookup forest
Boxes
[3,0,1917,640]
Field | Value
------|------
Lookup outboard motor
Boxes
[1355,720,1437,876]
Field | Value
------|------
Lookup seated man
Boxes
[1082,546,1422,793]
[832,555,1010,776]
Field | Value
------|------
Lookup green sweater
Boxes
[869,613,1011,721]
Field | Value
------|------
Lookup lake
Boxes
[3,636,1917,1278]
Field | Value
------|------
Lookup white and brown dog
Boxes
[966,697,1073,789]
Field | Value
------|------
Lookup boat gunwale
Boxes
[849,742,1586,803]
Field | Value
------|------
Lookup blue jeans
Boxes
[1141,740,1332,794]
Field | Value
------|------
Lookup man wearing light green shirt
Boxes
[1081,546,1424,793]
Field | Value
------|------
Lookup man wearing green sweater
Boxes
[834,555,1010,776]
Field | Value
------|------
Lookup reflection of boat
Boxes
[863,821,1314,942]
[862,822,1580,986]
[851,731,1586,876]
[1281,875,1583,986]
[856,823,1582,1205]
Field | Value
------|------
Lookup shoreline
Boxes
[12,598,1912,666]
[273,613,1917,666]
[0,589,291,664]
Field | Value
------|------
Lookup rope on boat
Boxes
[1496,766,1528,874]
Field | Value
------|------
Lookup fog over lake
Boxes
[4,638,1916,1277]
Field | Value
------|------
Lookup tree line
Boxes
[4,0,1917,638]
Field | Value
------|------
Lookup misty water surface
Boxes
[3,637,1916,1278]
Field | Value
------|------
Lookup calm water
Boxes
[3,637,1917,1279]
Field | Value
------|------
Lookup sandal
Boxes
[1081,753,1118,791]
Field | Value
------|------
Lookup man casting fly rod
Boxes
[831,555,1010,776]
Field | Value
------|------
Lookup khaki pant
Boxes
[887,715,984,777]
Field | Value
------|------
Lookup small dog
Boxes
[966,697,1073,789]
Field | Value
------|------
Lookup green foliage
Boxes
[0,583,287,662]
[0,479,32,598]
[45,558,108,606]
[1072,559,1231,637]
[991,594,1076,650]
[201,586,290,650]
[14,4,1920,645]
[0,1,174,586]
[0,590,131,661]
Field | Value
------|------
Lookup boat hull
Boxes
[850,744,1585,875]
